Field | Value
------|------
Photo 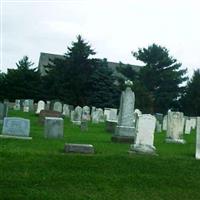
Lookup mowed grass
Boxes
[0,110,199,200]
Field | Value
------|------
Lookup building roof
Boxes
[38,52,143,76]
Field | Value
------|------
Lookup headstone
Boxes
[39,110,63,125]
[130,114,156,155]
[13,99,20,110]
[104,108,111,120]
[80,121,88,131]
[155,113,163,133]
[23,99,34,112]
[64,143,94,154]
[112,80,136,143]
[71,106,82,125]
[62,104,70,117]
[46,101,51,110]
[44,117,63,138]
[166,111,185,143]
[107,108,118,121]
[162,115,167,131]
[0,103,8,124]
[23,100,30,112]
[195,117,200,159]
[185,119,192,134]
[105,120,117,133]
[82,106,90,121]
[92,108,104,123]
[190,117,196,129]
[0,117,31,139]
[97,108,104,122]
[36,100,45,114]
[53,101,62,113]
[91,106,96,118]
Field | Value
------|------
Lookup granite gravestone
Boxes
[72,106,82,125]
[82,106,90,121]
[166,111,185,143]
[112,80,136,143]
[44,117,63,138]
[0,117,31,139]
[130,114,156,155]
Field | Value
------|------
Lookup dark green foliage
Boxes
[43,35,120,108]
[87,59,121,108]
[180,69,200,116]
[2,56,42,101]
[133,44,188,113]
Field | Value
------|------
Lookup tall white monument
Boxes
[112,80,136,143]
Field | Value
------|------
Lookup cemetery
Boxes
[0,97,200,200]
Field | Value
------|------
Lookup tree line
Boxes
[0,35,199,115]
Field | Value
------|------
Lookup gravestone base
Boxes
[129,144,157,155]
[165,138,186,144]
[64,143,94,154]
[106,120,117,133]
[0,135,32,140]
[111,135,134,143]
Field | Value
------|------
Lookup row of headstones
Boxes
[1,114,200,158]
[159,113,197,135]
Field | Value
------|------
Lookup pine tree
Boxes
[133,44,188,113]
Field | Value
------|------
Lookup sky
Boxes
[1,0,200,77]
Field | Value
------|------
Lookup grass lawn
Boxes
[0,110,199,200]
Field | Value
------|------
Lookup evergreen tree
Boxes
[43,35,98,105]
[3,56,42,101]
[87,59,120,108]
[133,44,188,113]
[180,69,200,116]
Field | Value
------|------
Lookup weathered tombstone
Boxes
[166,111,185,143]
[195,117,200,159]
[53,101,62,113]
[162,115,167,131]
[72,106,82,125]
[39,110,63,125]
[64,143,94,154]
[82,106,90,121]
[112,80,136,143]
[92,109,101,123]
[36,100,45,114]
[13,99,20,110]
[98,108,105,122]
[104,108,111,120]
[91,106,96,118]
[23,100,30,112]
[190,117,196,129]
[107,108,118,121]
[0,103,8,124]
[44,117,63,138]
[80,120,88,131]
[185,119,192,134]
[0,117,31,139]
[62,104,70,117]
[130,114,156,155]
